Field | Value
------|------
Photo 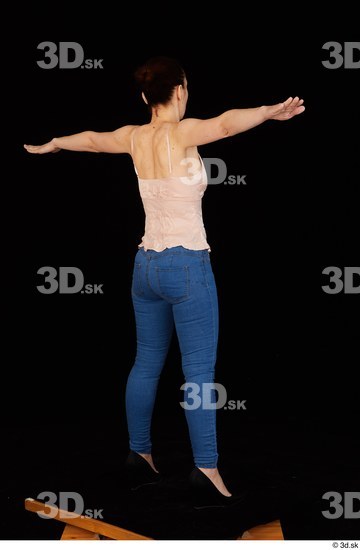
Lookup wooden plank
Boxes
[239,519,284,540]
[61,524,100,540]
[25,498,151,540]
[26,496,283,540]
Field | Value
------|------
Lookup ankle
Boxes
[198,467,219,479]
[197,467,232,497]
[137,452,159,473]
[138,452,151,460]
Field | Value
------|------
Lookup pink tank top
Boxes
[131,129,210,252]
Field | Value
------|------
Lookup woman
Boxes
[24,56,304,506]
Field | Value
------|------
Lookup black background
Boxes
[3,8,359,540]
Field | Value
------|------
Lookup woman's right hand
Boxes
[24,139,60,154]
[266,97,305,121]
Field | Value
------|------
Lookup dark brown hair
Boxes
[134,56,185,107]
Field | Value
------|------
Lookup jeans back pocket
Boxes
[155,266,189,303]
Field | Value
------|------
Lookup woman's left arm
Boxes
[24,125,137,155]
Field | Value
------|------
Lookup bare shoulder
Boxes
[113,124,140,138]
[173,118,202,143]
[176,118,202,132]
[112,124,140,153]
[175,116,226,147]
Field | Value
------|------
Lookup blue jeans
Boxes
[125,246,219,468]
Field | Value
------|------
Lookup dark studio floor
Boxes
[2,410,360,541]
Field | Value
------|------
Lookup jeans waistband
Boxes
[138,246,210,259]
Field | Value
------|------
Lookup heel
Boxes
[189,468,247,510]
[125,451,161,491]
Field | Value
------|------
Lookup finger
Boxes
[295,106,305,115]
[289,97,304,113]
[282,97,303,112]
[286,97,299,111]
[288,105,305,118]
[292,96,300,109]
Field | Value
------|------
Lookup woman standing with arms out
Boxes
[25,57,304,507]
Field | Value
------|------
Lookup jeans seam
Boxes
[207,281,217,407]
[200,257,218,467]
[132,263,144,297]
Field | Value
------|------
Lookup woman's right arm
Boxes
[24,125,137,155]
[177,97,305,147]
[24,131,95,154]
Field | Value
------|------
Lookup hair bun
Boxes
[134,57,185,107]
[134,66,152,87]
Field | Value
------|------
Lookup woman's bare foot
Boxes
[198,467,232,496]
[138,453,159,473]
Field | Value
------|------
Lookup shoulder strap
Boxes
[166,131,172,175]
[130,128,139,176]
